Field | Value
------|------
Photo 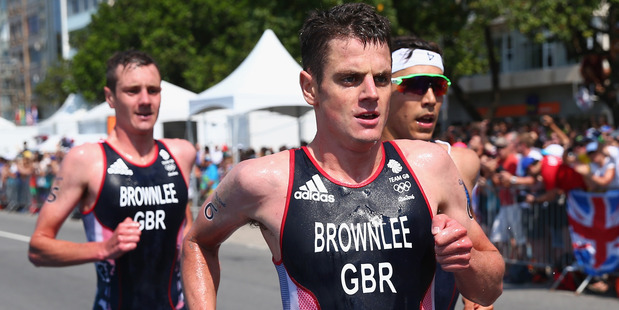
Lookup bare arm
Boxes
[408,141,503,306]
[28,144,141,266]
[541,115,570,148]
[588,163,616,189]
[181,166,256,309]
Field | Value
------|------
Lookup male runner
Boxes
[28,50,196,310]
[182,3,504,309]
[382,36,496,310]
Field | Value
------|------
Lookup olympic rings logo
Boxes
[393,181,411,193]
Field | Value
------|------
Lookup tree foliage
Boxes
[37,0,617,120]
[33,59,77,109]
[69,0,346,103]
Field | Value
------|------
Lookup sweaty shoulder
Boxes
[57,142,105,195]
[217,150,291,225]
[392,139,452,165]
[62,142,104,168]
[230,150,291,195]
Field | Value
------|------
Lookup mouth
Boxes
[416,114,435,125]
[136,111,153,118]
[355,111,379,120]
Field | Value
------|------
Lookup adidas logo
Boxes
[108,158,134,176]
[293,174,335,203]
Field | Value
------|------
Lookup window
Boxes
[28,15,39,35]
[69,0,79,14]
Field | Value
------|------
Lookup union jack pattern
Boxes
[566,190,619,276]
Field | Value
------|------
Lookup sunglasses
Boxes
[391,74,451,96]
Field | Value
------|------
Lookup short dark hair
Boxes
[106,50,159,93]
[391,35,442,62]
[299,3,391,86]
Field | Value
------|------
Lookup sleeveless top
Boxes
[276,141,436,310]
[82,141,188,310]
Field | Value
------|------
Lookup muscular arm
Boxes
[28,144,141,266]
[182,154,287,309]
[403,141,504,306]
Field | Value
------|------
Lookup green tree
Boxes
[33,59,77,112]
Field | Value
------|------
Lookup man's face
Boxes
[385,65,444,141]
[105,63,162,134]
[310,38,392,147]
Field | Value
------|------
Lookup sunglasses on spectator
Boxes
[391,74,451,96]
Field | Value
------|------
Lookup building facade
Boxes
[448,25,611,127]
[0,0,103,123]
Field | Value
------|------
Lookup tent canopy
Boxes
[189,29,311,117]
[37,93,88,136]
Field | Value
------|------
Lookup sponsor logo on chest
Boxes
[293,174,335,203]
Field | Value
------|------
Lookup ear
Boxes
[104,86,115,108]
[300,70,318,106]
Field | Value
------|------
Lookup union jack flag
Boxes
[566,190,619,276]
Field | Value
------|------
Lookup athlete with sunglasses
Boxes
[383,36,497,310]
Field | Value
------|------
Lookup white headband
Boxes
[391,48,444,73]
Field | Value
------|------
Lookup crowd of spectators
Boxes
[0,143,64,214]
[437,114,619,295]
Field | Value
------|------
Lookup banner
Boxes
[566,190,619,276]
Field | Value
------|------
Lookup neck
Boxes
[107,127,156,164]
[306,139,383,185]
[381,130,396,142]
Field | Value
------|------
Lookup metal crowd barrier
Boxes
[473,184,574,273]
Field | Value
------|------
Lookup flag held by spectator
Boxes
[566,190,619,276]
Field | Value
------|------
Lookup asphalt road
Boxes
[1,210,617,309]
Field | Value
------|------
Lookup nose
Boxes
[361,75,379,101]
[421,87,438,108]
[138,88,151,104]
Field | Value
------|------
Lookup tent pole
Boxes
[186,118,195,143]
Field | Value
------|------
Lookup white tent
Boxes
[0,116,16,129]
[78,80,198,140]
[189,29,310,116]
[0,120,37,159]
[189,29,314,151]
[37,93,88,136]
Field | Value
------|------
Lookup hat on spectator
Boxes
[528,149,543,161]
[541,144,564,157]
[520,157,538,172]
[574,135,588,147]
[452,141,467,148]
[601,125,612,133]
[586,127,601,140]
[494,136,508,148]
[586,141,599,153]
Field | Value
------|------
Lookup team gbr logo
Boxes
[159,149,179,177]
[387,159,414,201]
[293,174,335,203]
